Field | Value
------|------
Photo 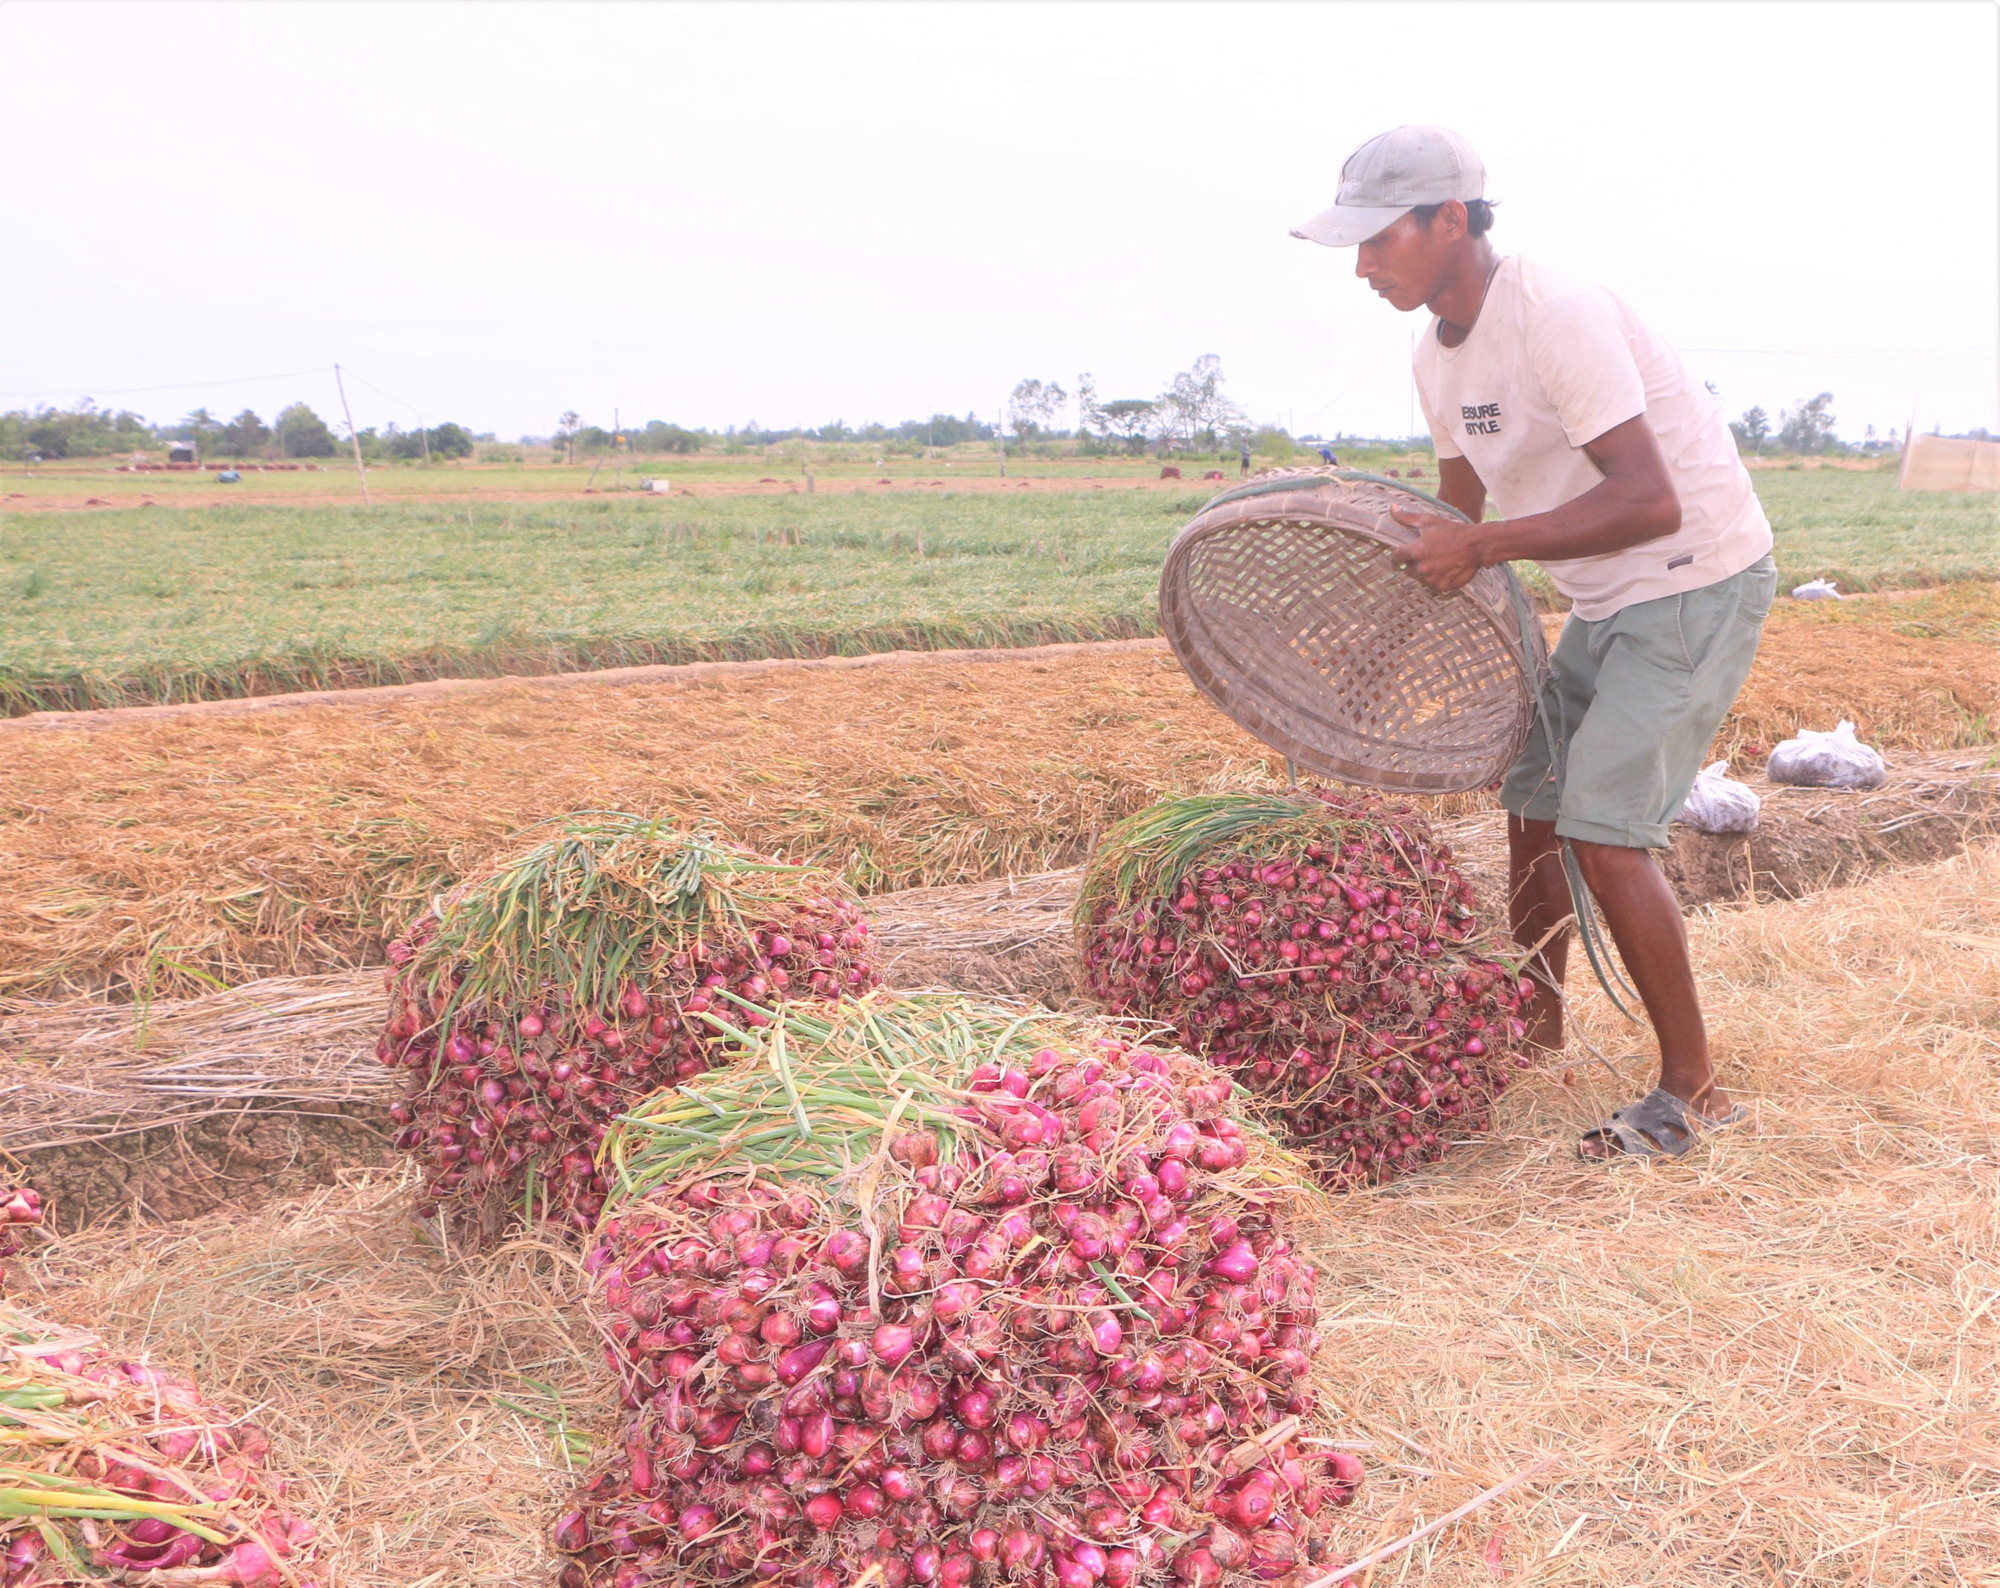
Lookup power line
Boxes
[0,360,451,435]
[1679,347,1992,360]
[0,365,333,400]
[336,368,428,418]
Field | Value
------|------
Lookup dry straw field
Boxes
[10,841,1997,1584]
[3,532,1997,1585]
[3,586,1997,1005]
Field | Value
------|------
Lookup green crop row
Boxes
[0,470,1991,713]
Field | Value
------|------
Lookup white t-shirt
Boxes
[1413,256,1772,620]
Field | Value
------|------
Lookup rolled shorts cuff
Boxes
[1552,814,1670,850]
[1501,780,1561,825]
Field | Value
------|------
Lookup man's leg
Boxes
[1500,611,1596,1052]
[1569,841,1729,1153]
[1555,560,1777,1155]
[1507,816,1571,1050]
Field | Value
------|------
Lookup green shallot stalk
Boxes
[378,812,883,1241]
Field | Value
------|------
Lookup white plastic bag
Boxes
[1790,577,1841,601]
[1677,761,1762,833]
[1766,720,1887,789]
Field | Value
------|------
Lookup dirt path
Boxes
[6,636,1173,729]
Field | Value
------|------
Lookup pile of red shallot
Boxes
[378,815,881,1238]
[0,1302,316,1587]
[554,994,1360,1588]
[1077,791,1532,1188]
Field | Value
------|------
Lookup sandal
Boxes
[1579,1087,1746,1162]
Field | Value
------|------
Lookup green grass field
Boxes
[1752,467,1999,590]
[0,460,1992,712]
[0,489,1193,711]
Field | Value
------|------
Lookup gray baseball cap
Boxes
[1292,125,1486,247]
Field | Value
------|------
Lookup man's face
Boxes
[1354,212,1447,313]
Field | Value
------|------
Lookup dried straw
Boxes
[0,974,386,1156]
[1287,837,2000,1581]
[12,842,1999,1581]
[0,651,1291,1003]
[866,867,1086,1003]
[13,1170,611,1588]
[7,763,1995,1181]
[3,601,1990,1002]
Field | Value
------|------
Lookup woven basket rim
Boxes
[1196,466,1469,523]
[1158,472,1544,794]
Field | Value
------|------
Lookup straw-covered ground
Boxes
[9,841,1996,1585]
[1298,840,2000,1584]
[10,747,1994,1234]
[10,1174,607,1588]
[4,587,1998,1003]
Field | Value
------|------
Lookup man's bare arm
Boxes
[1388,415,1682,593]
[1433,455,1487,524]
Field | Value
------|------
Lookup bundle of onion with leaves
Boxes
[553,993,1360,1588]
[1076,791,1531,1189]
[380,813,881,1239]
[1,1303,315,1586]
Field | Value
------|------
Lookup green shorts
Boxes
[1502,556,1777,849]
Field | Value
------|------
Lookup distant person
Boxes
[1239,438,1252,476]
[1292,124,1774,1164]
[1318,445,1339,465]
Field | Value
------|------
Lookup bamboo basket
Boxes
[1159,468,1547,793]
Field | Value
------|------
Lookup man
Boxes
[1292,126,1777,1161]
[1240,437,1253,477]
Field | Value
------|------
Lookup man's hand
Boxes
[1388,505,1486,593]
[1387,418,1680,585]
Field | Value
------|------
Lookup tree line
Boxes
[2,401,478,462]
[1002,356,1255,454]
[1728,392,1842,455]
[12,354,1290,466]
[545,356,1270,459]
[1723,392,1929,457]
[166,405,478,462]
[551,414,1003,453]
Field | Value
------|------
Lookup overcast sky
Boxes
[3,1,1995,443]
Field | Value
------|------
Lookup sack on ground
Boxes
[1790,577,1841,601]
[1677,761,1762,833]
[1766,720,1887,790]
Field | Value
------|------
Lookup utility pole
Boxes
[334,363,369,505]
